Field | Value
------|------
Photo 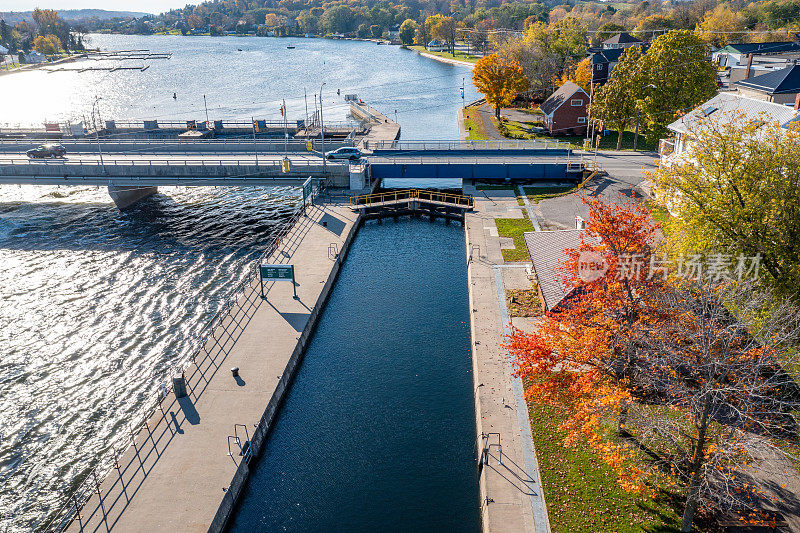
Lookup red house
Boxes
[540,81,589,136]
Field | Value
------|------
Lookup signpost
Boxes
[260,263,297,299]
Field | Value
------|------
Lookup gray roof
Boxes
[603,32,641,46]
[524,230,581,311]
[540,81,587,116]
[718,42,800,55]
[667,93,799,135]
[734,63,800,95]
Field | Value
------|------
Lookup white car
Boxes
[325,147,362,161]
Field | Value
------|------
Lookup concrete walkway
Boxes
[68,201,359,532]
[464,187,549,533]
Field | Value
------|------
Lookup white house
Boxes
[22,51,47,64]
[427,39,446,52]
[660,93,799,166]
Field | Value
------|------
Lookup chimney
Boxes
[745,53,754,79]
[795,92,800,111]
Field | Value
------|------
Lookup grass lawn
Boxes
[497,118,657,152]
[523,185,578,203]
[409,45,481,63]
[496,218,535,262]
[463,107,489,140]
[528,400,685,532]
[506,288,541,317]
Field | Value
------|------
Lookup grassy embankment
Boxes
[528,400,685,532]
[409,45,481,63]
[463,107,489,140]
[498,109,658,151]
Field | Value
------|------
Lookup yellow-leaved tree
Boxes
[472,54,528,120]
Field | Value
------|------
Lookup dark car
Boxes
[26,143,67,159]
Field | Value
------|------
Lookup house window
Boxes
[571,99,583,106]
[577,117,586,124]
[596,64,602,70]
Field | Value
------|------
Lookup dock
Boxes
[62,200,362,532]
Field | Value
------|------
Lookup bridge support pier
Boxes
[108,185,158,210]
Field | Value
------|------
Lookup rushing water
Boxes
[0,36,477,531]
[231,219,481,532]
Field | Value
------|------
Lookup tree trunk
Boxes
[616,128,623,151]
[495,105,501,121]
[681,395,712,532]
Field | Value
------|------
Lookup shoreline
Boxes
[415,50,476,68]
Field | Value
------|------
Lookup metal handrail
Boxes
[373,139,569,151]
[0,157,346,169]
[44,202,313,532]
[350,188,474,208]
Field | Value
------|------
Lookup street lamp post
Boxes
[92,96,105,174]
[319,82,326,176]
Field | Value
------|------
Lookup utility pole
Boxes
[634,113,640,151]
[251,116,259,166]
[282,98,288,155]
[320,82,326,176]
[461,77,465,108]
[304,88,309,131]
[92,96,105,174]
[203,94,209,123]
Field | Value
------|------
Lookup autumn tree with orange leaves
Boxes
[507,198,800,532]
[472,54,529,120]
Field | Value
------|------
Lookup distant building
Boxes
[602,32,642,50]
[539,81,589,136]
[713,42,800,69]
[426,39,446,52]
[590,43,649,87]
[22,51,46,64]
[734,62,800,106]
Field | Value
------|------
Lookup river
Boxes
[0,35,477,531]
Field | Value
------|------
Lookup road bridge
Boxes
[0,139,586,208]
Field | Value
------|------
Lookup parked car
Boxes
[27,143,66,159]
[325,147,362,161]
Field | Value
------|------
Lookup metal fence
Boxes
[372,139,571,151]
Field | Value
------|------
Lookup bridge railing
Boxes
[371,139,570,151]
[350,188,474,209]
[0,157,344,169]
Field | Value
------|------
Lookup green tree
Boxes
[320,5,354,35]
[472,54,529,119]
[592,46,645,150]
[637,30,716,143]
[653,119,800,299]
[431,15,456,53]
[502,17,587,97]
[357,23,370,38]
[398,18,417,45]
[370,24,382,38]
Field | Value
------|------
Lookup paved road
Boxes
[535,151,659,229]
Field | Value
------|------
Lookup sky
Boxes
[3,1,185,14]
